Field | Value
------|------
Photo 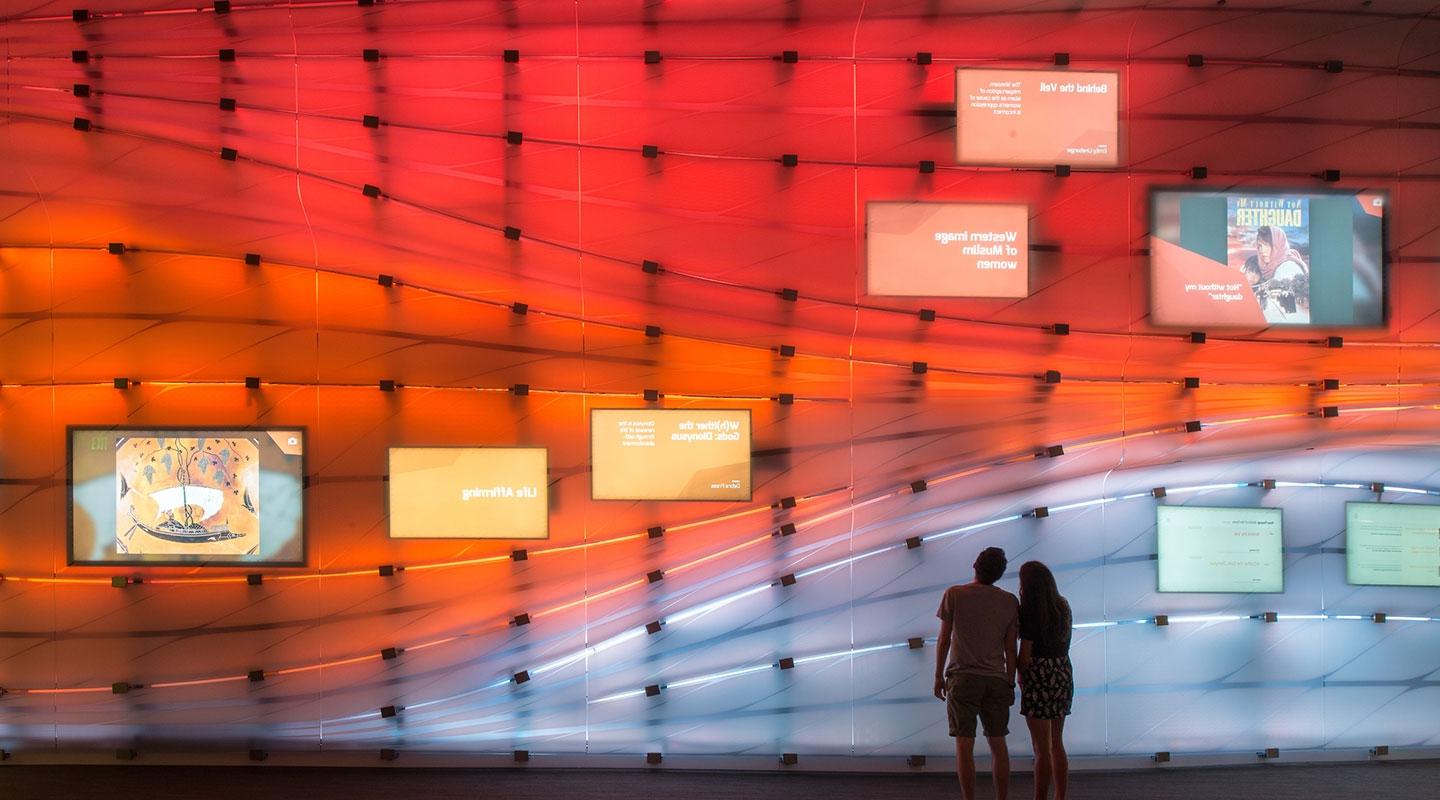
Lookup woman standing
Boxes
[1017,561,1073,800]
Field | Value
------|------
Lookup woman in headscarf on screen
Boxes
[1243,225,1309,321]
[1244,225,1308,283]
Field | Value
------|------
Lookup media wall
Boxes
[0,0,1438,771]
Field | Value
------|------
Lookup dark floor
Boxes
[3,761,1438,800]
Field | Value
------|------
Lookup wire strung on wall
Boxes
[7,401,1433,588]
[6,242,1440,390]
[6,107,1438,351]
[5,471,1436,700]
[19,81,1440,181]
[0,398,1431,668]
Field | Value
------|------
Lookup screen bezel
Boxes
[1155,504,1286,594]
[1146,186,1391,331]
[589,408,754,502]
[953,66,1124,169]
[67,425,309,568]
[386,445,551,540]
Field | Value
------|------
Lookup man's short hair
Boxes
[974,547,1007,585]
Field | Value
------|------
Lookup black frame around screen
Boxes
[67,425,309,567]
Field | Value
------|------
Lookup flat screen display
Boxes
[955,68,1120,167]
[69,427,306,566]
[866,202,1030,298]
[1157,505,1284,593]
[388,447,549,539]
[591,409,751,501]
[1150,189,1386,328]
[1346,502,1440,587]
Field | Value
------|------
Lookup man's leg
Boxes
[986,735,1010,800]
[1025,716,1052,800]
[977,676,1015,800]
[947,673,983,800]
[955,736,977,800]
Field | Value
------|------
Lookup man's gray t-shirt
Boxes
[937,583,1019,680]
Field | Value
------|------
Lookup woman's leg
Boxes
[1024,715,1052,800]
[1050,716,1068,800]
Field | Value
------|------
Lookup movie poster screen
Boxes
[1150,189,1384,328]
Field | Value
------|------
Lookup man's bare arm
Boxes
[933,619,952,699]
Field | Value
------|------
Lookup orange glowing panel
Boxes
[590,409,752,501]
[866,202,1030,298]
[388,447,549,540]
[955,68,1120,168]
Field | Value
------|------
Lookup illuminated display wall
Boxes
[1,0,1438,768]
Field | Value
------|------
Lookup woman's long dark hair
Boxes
[1019,561,1071,645]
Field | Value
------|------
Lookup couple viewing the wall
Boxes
[934,547,1072,800]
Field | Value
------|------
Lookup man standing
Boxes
[934,546,1019,800]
